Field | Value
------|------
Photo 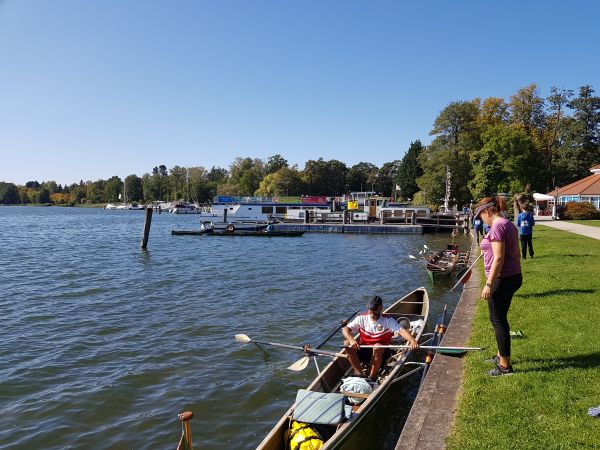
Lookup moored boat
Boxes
[426,249,459,281]
[170,202,200,214]
[425,245,469,282]
[255,287,429,450]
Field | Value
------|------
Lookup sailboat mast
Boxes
[444,165,451,212]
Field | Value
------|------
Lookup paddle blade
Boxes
[455,268,472,284]
[438,349,467,357]
[235,334,252,343]
[288,356,310,371]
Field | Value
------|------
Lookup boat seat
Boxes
[292,389,346,425]
[340,390,370,400]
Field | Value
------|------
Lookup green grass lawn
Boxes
[447,225,600,449]
[566,220,600,228]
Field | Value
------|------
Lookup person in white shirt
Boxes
[342,295,419,381]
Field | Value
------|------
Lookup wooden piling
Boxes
[141,207,153,249]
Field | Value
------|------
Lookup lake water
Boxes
[0,207,469,449]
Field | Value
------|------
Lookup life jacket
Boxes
[288,420,324,450]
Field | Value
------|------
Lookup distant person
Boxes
[474,196,522,376]
[482,221,490,235]
[473,216,484,243]
[342,296,419,382]
[517,204,535,259]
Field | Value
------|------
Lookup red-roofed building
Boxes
[547,164,600,211]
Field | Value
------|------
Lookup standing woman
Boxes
[473,196,522,376]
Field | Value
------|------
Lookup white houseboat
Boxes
[197,196,334,222]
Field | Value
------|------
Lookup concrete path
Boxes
[535,217,600,240]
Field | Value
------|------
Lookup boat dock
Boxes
[274,223,423,234]
[289,211,471,234]
[273,213,471,234]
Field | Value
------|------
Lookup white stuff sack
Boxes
[340,377,373,405]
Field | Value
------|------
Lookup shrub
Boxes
[563,201,600,220]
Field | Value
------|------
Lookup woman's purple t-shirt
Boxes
[480,217,521,277]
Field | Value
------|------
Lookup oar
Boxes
[409,254,444,269]
[288,310,359,371]
[235,334,348,369]
[450,253,482,291]
[315,310,358,350]
[343,344,483,352]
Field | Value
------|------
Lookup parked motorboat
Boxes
[169,202,200,214]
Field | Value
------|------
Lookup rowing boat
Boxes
[426,247,469,282]
[256,287,429,450]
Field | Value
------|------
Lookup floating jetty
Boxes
[274,223,423,234]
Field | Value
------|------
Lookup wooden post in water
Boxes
[141,207,153,249]
[178,411,193,449]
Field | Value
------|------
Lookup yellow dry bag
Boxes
[287,420,324,450]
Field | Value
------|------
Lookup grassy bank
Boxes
[447,225,600,449]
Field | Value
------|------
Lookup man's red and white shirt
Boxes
[347,313,400,345]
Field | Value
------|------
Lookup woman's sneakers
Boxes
[488,364,514,376]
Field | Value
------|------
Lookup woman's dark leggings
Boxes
[487,273,523,357]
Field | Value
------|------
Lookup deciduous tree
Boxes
[0,182,19,204]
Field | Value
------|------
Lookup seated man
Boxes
[342,295,419,381]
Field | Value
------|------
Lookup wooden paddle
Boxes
[450,253,482,291]
[343,344,483,352]
[235,334,348,367]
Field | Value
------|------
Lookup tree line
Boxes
[1,83,598,208]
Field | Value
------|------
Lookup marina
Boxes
[164,194,471,236]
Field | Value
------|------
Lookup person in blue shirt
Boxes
[473,216,484,243]
[482,221,490,235]
[517,204,535,259]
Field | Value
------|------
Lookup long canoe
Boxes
[256,287,429,450]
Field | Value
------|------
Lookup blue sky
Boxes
[1,0,598,185]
